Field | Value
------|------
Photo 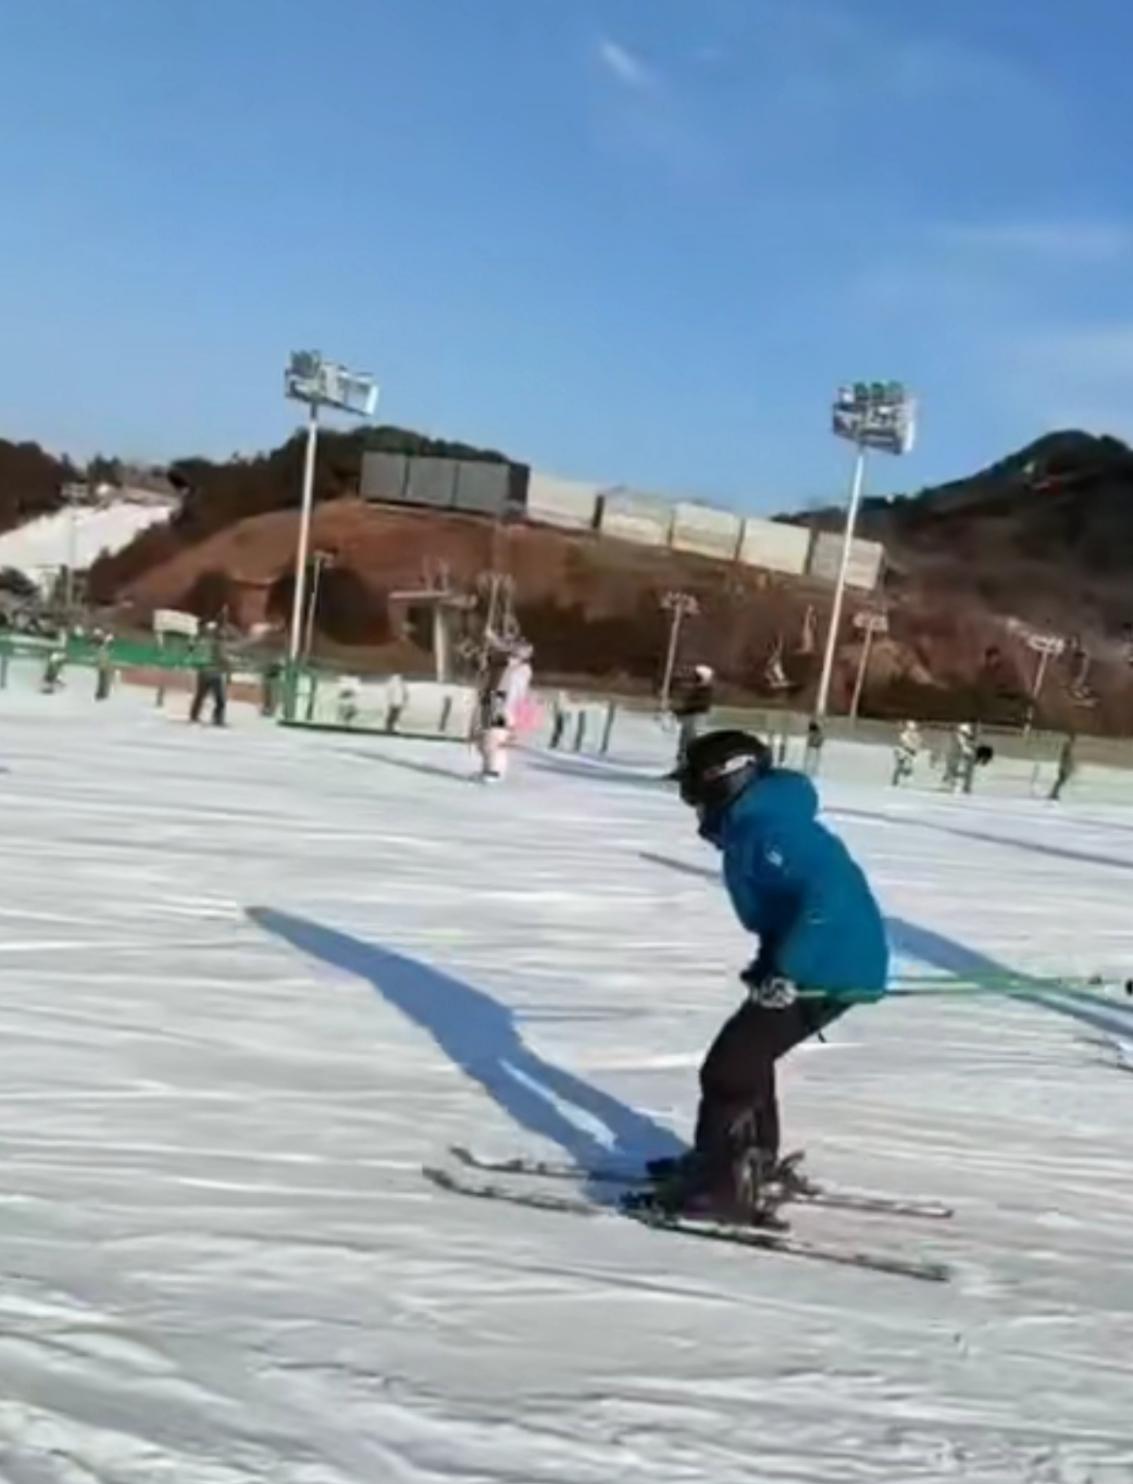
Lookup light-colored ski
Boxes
[424,1165,951,1283]
[448,1146,954,1221]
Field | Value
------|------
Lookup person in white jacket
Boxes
[942,722,976,793]
[477,641,533,781]
[892,720,922,786]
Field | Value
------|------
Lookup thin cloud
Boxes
[596,38,656,93]
[941,221,1131,264]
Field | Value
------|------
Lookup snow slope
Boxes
[0,498,173,583]
[1,678,1133,1482]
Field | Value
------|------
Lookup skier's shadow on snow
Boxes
[531,755,668,790]
[248,908,684,1181]
[884,918,1133,1046]
[831,805,1133,878]
[339,748,477,785]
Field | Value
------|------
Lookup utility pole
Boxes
[659,590,699,711]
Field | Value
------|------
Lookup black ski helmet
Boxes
[676,729,772,812]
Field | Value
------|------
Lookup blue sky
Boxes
[3,0,1133,512]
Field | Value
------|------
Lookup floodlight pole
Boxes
[288,402,320,669]
[303,550,331,662]
[814,441,868,721]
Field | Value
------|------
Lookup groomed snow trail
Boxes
[2,683,1132,1483]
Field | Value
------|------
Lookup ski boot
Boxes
[630,1148,789,1229]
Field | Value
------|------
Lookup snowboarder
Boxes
[189,622,229,726]
[654,729,888,1222]
[1049,731,1077,801]
[476,641,533,781]
[671,664,715,768]
[892,719,922,786]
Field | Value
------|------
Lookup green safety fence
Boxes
[0,636,321,720]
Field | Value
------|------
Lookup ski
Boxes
[424,1165,950,1283]
[448,1146,954,1222]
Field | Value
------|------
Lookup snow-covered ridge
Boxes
[0,490,176,587]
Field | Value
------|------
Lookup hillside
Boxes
[0,438,77,536]
[105,495,840,697]
[805,431,1133,634]
[6,424,1133,728]
[91,425,517,597]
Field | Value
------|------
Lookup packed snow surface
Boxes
[2,678,1133,1482]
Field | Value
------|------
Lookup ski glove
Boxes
[740,964,799,1009]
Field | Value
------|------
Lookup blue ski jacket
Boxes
[704,769,888,998]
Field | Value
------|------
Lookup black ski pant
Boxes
[191,672,227,725]
[694,995,848,1164]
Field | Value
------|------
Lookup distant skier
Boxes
[476,641,533,781]
[1049,732,1077,801]
[942,722,976,793]
[671,664,715,768]
[189,622,229,726]
[94,630,113,701]
[651,729,888,1222]
[385,673,409,733]
[260,659,283,717]
[892,719,923,786]
[802,718,825,776]
[336,675,360,727]
[549,690,571,750]
[41,647,65,694]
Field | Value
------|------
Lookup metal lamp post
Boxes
[659,590,699,711]
[848,609,889,719]
[303,549,336,662]
[813,382,916,724]
[283,352,378,717]
[60,481,88,617]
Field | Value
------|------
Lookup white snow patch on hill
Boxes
[0,495,174,585]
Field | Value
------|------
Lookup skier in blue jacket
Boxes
[655,729,888,1220]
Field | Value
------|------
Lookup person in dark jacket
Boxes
[189,622,230,726]
[94,630,114,701]
[653,729,888,1221]
[1049,732,1077,801]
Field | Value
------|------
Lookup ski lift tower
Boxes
[283,351,379,713]
[814,381,916,721]
[1024,630,1066,736]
